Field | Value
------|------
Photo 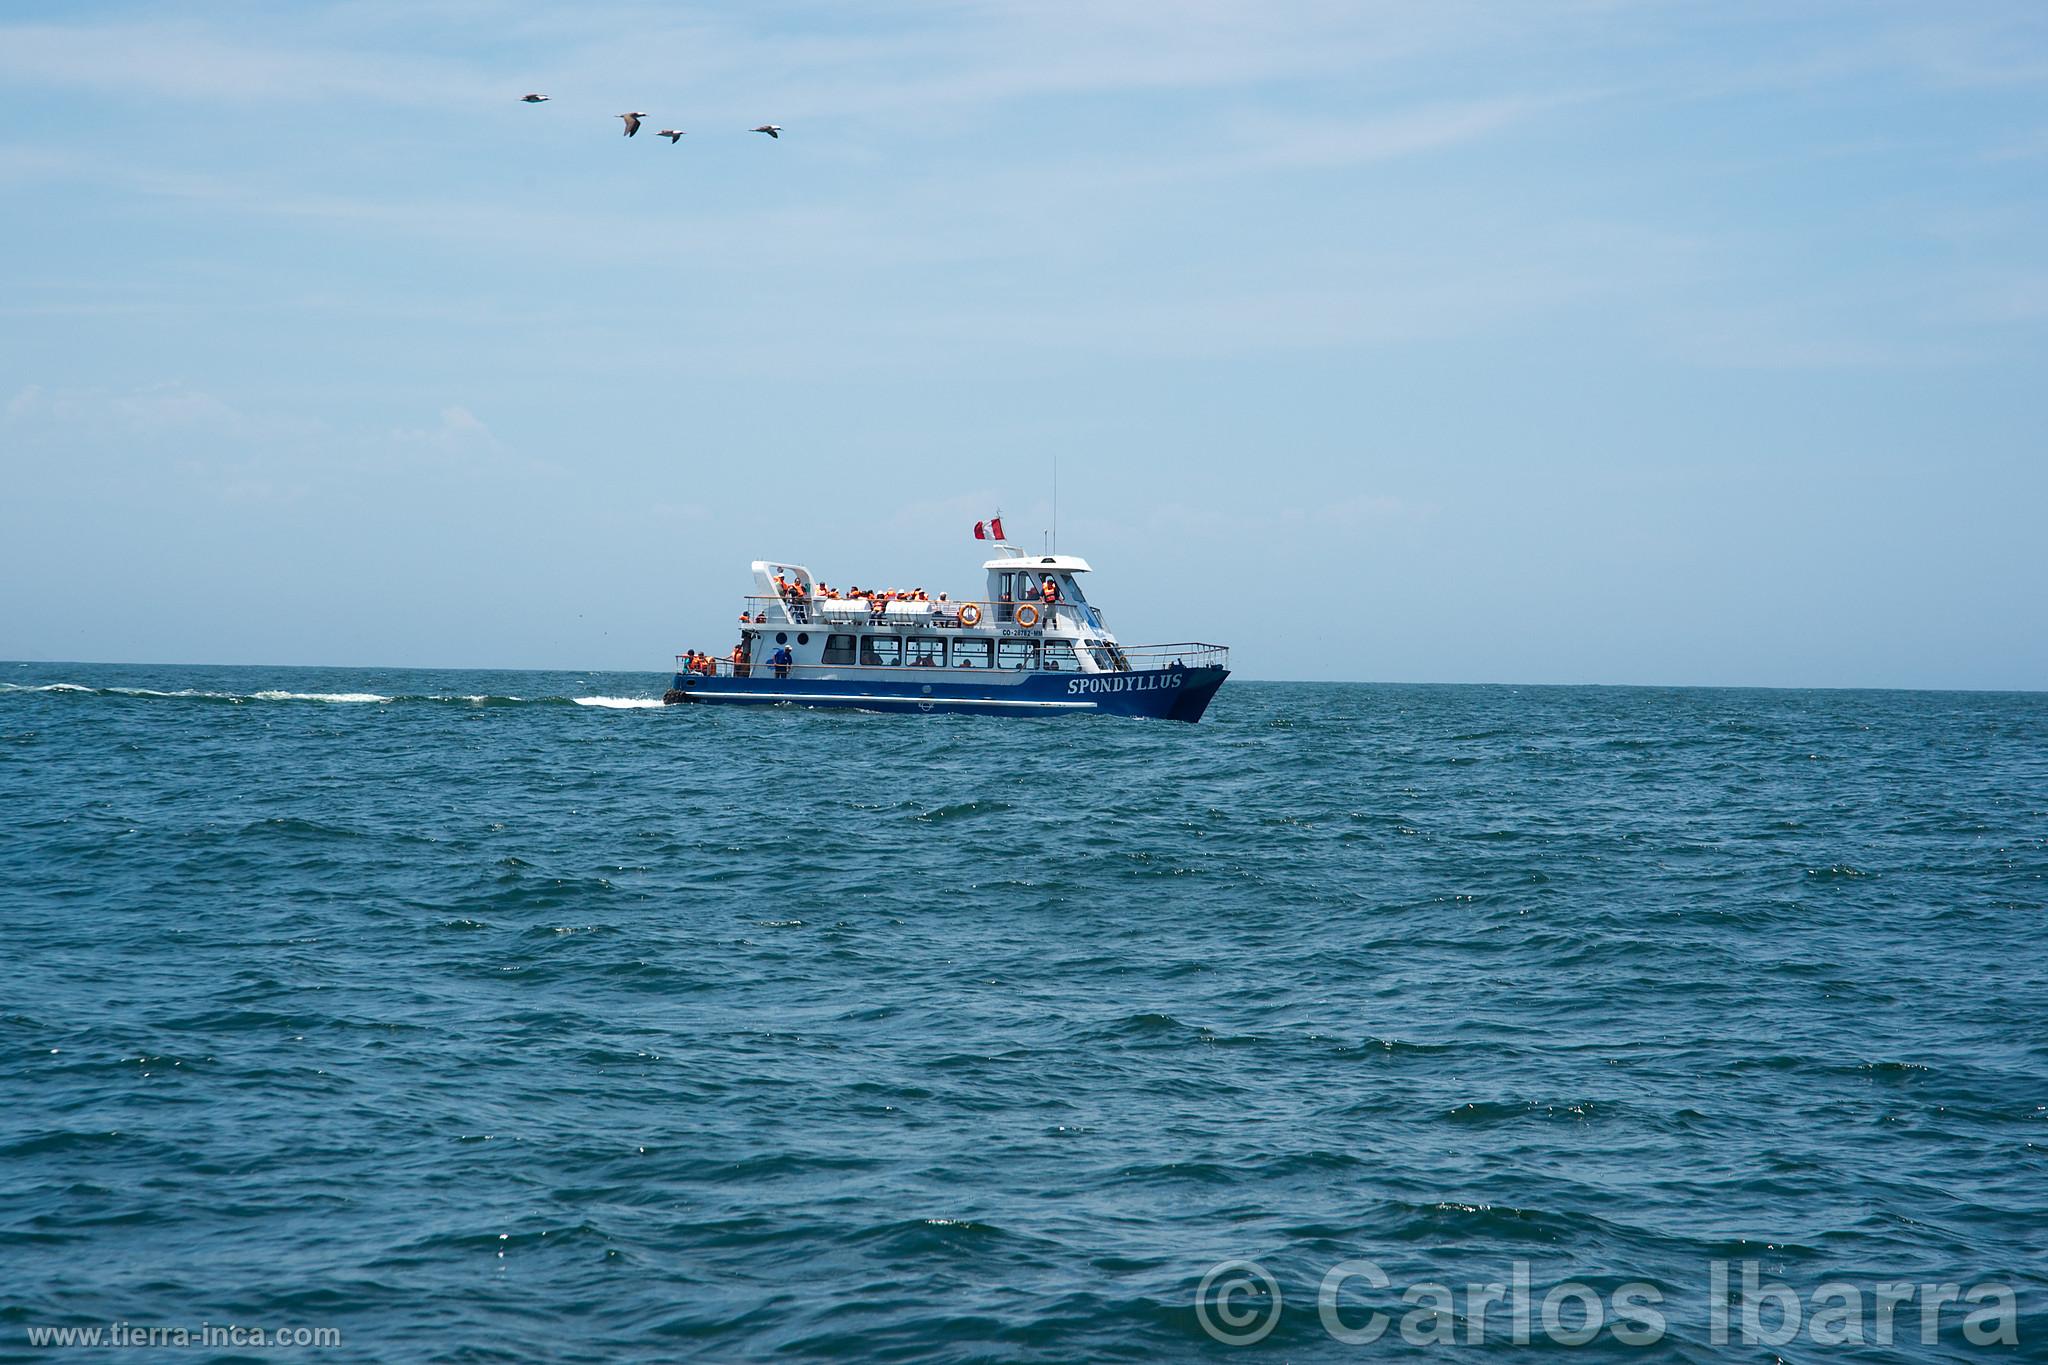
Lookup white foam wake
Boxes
[5,682,664,709]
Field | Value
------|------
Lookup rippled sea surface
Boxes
[4,663,2045,1362]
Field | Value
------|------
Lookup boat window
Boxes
[1058,575,1086,604]
[822,634,856,665]
[861,636,903,667]
[952,638,992,669]
[999,639,1040,670]
[1089,645,1118,671]
[906,640,944,669]
[1041,641,1077,672]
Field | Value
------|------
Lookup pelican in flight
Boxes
[657,129,685,143]
[751,124,783,139]
[619,112,647,137]
[520,93,550,103]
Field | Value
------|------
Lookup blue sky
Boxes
[3,1,2044,686]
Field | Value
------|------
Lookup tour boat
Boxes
[663,546,1229,721]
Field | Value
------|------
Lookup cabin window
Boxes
[861,636,903,667]
[999,639,1040,670]
[952,638,992,669]
[906,640,944,669]
[1041,641,1077,672]
[822,634,856,665]
[1089,645,1118,671]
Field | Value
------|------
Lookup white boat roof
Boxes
[981,553,1092,573]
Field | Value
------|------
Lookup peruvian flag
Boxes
[973,515,1007,541]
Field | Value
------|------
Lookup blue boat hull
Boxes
[664,664,1228,722]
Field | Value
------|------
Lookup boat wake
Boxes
[0,683,665,711]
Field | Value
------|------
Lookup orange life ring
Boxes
[1014,603,1041,628]
[957,603,983,627]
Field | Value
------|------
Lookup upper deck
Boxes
[675,551,1225,683]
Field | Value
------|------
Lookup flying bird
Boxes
[751,125,783,139]
[520,93,550,103]
[657,129,685,143]
[619,112,647,137]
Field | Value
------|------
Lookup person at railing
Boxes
[770,643,794,680]
[997,590,1013,623]
[730,642,750,678]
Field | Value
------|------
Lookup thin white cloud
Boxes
[0,20,501,107]
[4,381,271,439]
[0,2,1580,120]
[1219,97,1569,172]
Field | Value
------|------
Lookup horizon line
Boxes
[5,659,2042,698]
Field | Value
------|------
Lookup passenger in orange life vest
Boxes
[1040,576,1060,605]
[730,643,749,678]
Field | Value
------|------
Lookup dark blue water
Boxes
[4,663,2044,1361]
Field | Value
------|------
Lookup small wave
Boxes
[571,696,665,709]
[250,690,392,703]
[912,799,1013,823]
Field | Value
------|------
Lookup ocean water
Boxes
[3,662,2044,1362]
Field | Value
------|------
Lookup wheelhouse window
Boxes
[952,638,992,669]
[1041,640,1077,672]
[861,636,903,667]
[822,634,856,665]
[906,639,944,669]
[999,639,1040,670]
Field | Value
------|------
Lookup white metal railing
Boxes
[740,594,1089,631]
[673,641,1227,680]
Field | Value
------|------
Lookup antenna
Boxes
[1053,453,1059,553]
